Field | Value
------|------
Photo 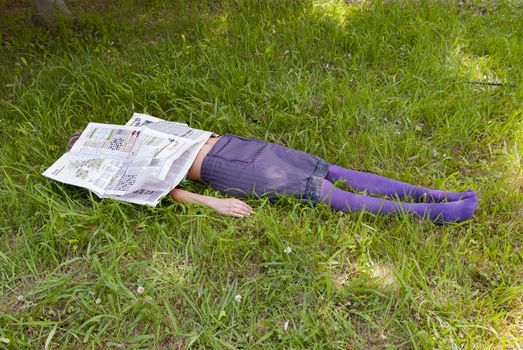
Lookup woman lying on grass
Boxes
[68,133,478,222]
[167,134,477,222]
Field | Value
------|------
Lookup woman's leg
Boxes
[326,164,475,202]
[319,180,477,222]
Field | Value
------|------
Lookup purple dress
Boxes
[200,135,328,201]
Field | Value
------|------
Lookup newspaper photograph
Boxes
[43,113,212,206]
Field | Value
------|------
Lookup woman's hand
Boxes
[170,189,253,218]
[208,197,253,218]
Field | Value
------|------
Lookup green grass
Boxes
[1,0,522,348]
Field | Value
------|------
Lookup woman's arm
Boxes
[170,188,253,218]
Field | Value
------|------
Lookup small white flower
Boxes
[284,246,292,254]
[283,321,289,331]
[95,298,101,304]
[136,286,145,294]
[20,301,34,309]
[234,294,242,303]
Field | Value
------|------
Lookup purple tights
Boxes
[319,165,478,222]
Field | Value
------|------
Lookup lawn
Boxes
[1,0,522,348]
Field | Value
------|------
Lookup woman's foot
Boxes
[414,195,479,223]
[431,189,476,202]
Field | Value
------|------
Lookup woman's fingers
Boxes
[234,199,253,213]
[229,200,252,217]
[236,205,252,215]
[215,198,253,217]
[232,206,251,216]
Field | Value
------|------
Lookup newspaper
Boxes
[43,113,212,206]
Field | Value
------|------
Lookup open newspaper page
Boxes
[43,123,143,197]
[45,123,191,196]
[42,152,113,198]
[43,116,212,206]
[112,113,212,205]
